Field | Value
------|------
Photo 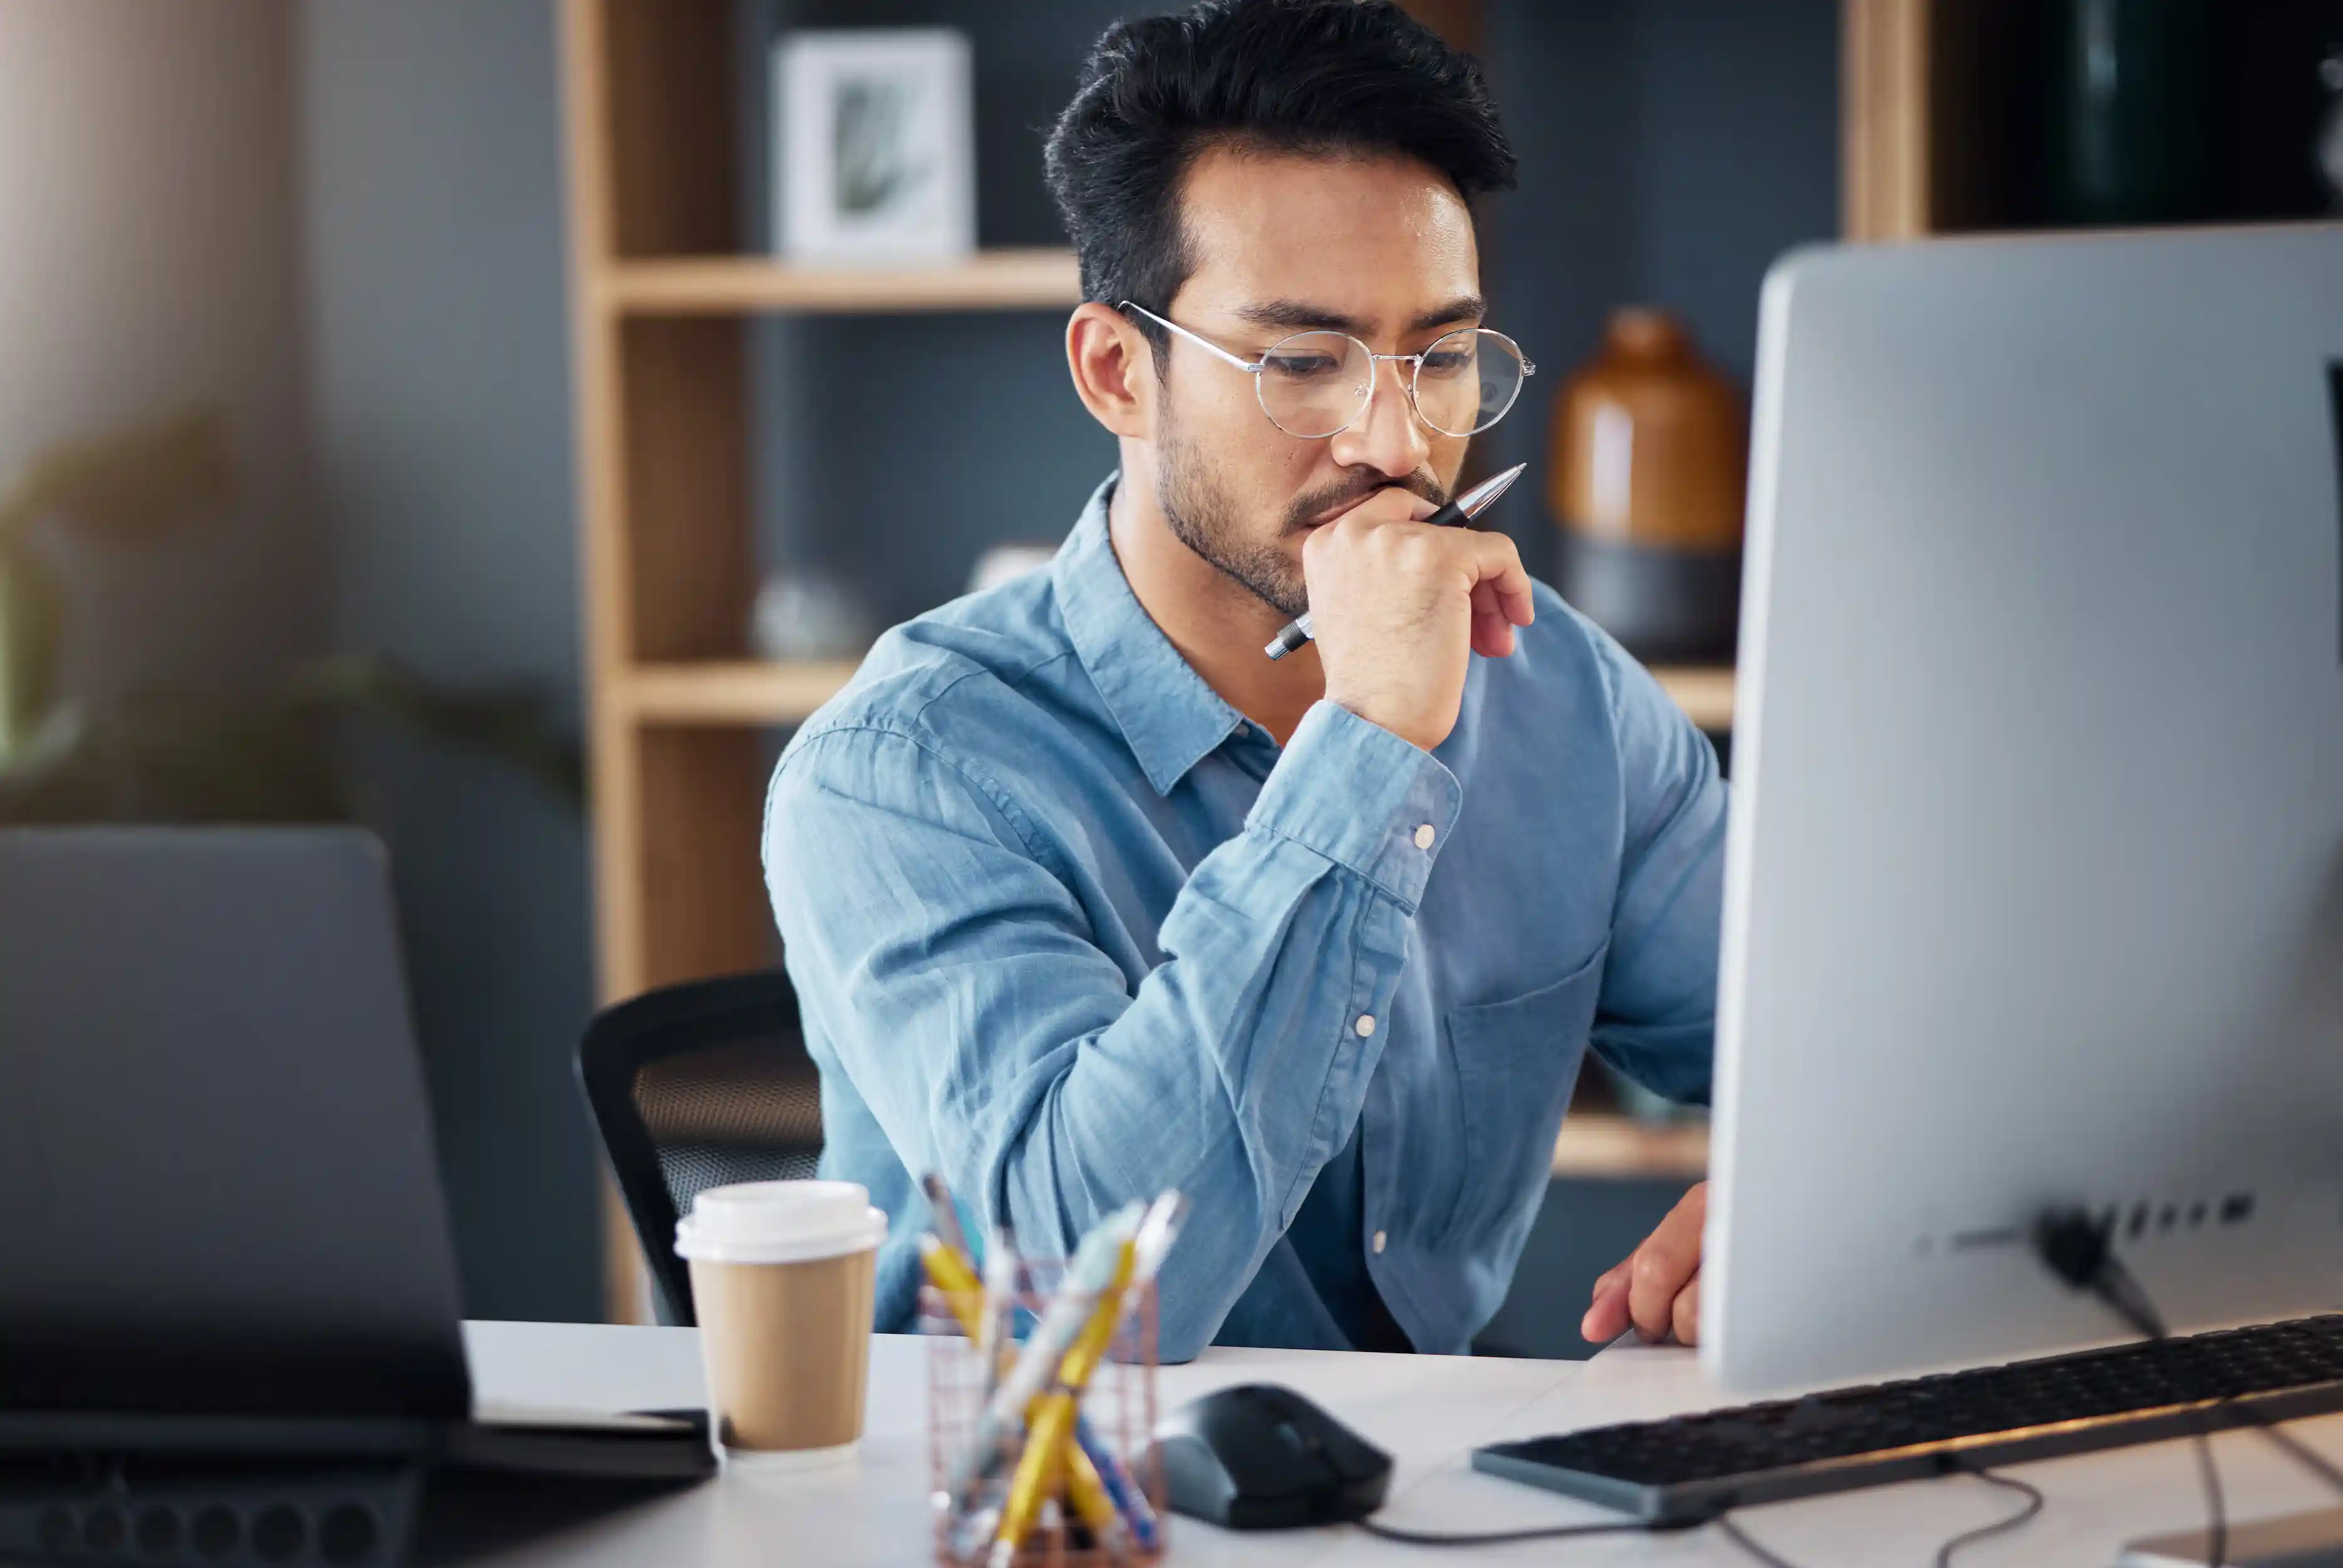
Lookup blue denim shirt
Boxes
[763,477,1726,1360]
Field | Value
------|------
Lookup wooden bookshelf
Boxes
[1841,0,2046,242]
[602,250,1079,316]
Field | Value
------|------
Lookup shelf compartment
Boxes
[625,659,862,725]
[598,250,1082,316]
[625,658,1736,731]
[1551,1114,1709,1180]
[1657,665,1736,733]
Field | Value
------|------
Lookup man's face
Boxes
[1149,145,1483,617]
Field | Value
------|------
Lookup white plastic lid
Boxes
[673,1180,888,1266]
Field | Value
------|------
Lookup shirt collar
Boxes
[1053,475,1248,796]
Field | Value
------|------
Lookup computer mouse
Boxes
[1150,1382,1393,1530]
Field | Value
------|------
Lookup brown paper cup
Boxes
[675,1180,888,1470]
[689,1247,876,1461]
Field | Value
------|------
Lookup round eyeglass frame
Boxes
[1117,300,1535,440]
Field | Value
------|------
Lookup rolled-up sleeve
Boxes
[764,701,1459,1359]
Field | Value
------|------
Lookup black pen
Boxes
[1262,462,1529,661]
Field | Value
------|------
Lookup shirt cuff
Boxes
[1246,701,1462,910]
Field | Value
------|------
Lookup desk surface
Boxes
[465,1319,2343,1565]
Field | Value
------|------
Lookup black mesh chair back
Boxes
[575,971,822,1324]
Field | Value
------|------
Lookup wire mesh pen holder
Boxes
[923,1269,1166,1567]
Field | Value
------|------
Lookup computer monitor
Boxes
[1704,222,2343,1394]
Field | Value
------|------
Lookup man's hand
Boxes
[1583,1180,1706,1346]
[1302,489,1536,753]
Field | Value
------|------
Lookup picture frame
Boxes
[772,29,976,265]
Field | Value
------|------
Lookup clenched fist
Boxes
[1302,488,1535,753]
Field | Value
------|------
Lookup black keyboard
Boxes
[1475,1313,2343,1524]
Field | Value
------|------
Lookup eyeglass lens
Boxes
[1255,329,1527,439]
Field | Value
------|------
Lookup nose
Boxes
[1326,354,1431,480]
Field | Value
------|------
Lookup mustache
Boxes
[1280,471,1448,534]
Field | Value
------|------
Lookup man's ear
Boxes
[1066,301,1153,440]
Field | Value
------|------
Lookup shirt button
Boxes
[1372,1230,1388,1255]
[1354,1014,1376,1038]
[1413,823,1436,850]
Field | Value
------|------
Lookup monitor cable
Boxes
[1710,1465,2044,1568]
[2033,1209,2343,1568]
[1358,1466,2041,1565]
[1356,1515,1698,1548]
[1356,1457,2043,1564]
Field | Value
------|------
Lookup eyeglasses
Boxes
[1118,300,1535,440]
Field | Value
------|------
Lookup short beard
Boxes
[1155,400,1446,621]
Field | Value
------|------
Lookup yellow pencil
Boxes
[992,1239,1138,1559]
[919,1232,986,1337]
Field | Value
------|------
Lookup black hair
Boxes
[1043,0,1516,368]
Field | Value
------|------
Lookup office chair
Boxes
[576,971,822,1324]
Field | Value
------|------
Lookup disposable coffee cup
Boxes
[674,1180,887,1471]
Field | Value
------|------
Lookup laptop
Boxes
[0,827,711,1564]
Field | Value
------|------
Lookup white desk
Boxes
[465,1320,2343,1565]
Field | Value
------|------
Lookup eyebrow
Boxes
[1228,294,1488,339]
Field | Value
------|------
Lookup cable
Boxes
[1362,1465,2054,1565]
[1711,1467,2046,1568]
[1933,1468,2047,1568]
[2254,1422,2343,1496]
[1715,1512,1804,1568]
[1354,1514,1697,1547]
[2034,1210,2240,1564]
[1359,1510,1803,1562]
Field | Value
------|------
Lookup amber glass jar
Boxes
[1547,308,1747,664]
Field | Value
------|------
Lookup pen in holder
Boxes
[923,1262,1166,1567]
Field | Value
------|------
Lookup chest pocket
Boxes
[1441,941,1608,1240]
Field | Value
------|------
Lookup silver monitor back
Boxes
[1704,224,2343,1394]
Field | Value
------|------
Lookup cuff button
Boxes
[1413,823,1436,850]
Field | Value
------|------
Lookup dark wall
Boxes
[1475,0,1840,574]
[300,0,601,1323]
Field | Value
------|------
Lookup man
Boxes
[765,0,1719,1361]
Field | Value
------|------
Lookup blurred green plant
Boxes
[0,406,234,753]
[0,405,582,823]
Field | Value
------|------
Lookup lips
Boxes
[1297,493,1380,530]
[1293,482,1440,532]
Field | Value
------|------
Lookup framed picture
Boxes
[773,29,976,265]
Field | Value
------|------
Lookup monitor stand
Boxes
[2121,1508,2343,1567]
